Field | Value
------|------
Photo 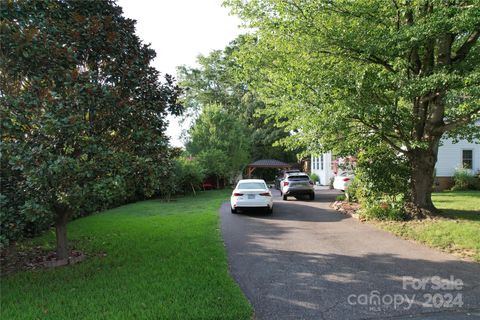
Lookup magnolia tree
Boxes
[226,0,480,217]
[1,1,181,257]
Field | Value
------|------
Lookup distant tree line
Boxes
[177,37,300,184]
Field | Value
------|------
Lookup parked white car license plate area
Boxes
[248,194,255,199]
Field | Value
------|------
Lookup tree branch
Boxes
[452,30,480,63]
[351,116,405,153]
[435,108,480,134]
[337,46,396,72]
[392,0,400,31]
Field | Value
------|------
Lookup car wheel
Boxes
[267,207,273,215]
[283,194,287,201]
[231,207,237,214]
[309,193,315,200]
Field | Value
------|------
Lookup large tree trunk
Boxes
[55,209,70,260]
[406,139,441,218]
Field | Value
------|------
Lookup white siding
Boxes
[311,137,479,180]
[311,152,334,185]
[435,138,480,177]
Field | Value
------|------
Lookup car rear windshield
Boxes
[288,175,310,181]
[238,182,266,190]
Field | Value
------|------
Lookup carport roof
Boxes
[247,159,291,168]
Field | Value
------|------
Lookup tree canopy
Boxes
[177,36,299,163]
[186,104,251,182]
[1,0,181,256]
[226,0,480,216]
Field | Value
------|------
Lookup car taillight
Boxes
[283,181,289,186]
[342,178,350,182]
[233,193,243,196]
[259,192,271,196]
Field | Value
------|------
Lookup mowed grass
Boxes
[1,190,252,319]
[377,191,480,262]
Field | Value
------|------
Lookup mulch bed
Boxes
[1,245,87,276]
[331,200,363,220]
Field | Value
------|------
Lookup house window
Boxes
[312,157,316,170]
[320,155,324,170]
[462,150,473,169]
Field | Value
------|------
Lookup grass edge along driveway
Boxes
[375,191,480,262]
[1,190,252,320]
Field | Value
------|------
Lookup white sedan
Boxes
[333,172,354,191]
[231,179,273,214]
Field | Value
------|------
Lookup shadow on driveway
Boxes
[221,191,480,320]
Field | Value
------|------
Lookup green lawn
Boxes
[377,191,480,262]
[1,190,252,319]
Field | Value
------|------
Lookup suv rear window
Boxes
[238,182,266,189]
[287,175,310,181]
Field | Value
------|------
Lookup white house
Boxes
[435,138,480,189]
[311,137,479,189]
[310,153,334,185]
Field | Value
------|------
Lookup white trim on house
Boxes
[311,153,334,185]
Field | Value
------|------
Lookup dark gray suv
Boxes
[280,173,315,200]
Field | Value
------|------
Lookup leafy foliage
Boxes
[359,201,406,221]
[345,178,359,203]
[186,104,251,181]
[177,37,298,164]
[309,172,319,183]
[197,148,229,187]
[225,0,480,215]
[174,157,206,195]
[0,1,181,249]
[352,146,409,220]
[452,168,480,191]
[355,147,410,203]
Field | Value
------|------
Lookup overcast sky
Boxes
[117,0,242,146]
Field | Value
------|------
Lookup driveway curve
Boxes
[220,189,480,320]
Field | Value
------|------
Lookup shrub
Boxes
[310,173,319,184]
[348,145,410,220]
[355,147,409,202]
[452,169,479,191]
[345,178,359,202]
[354,146,409,214]
[174,157,206,195]
[359,200,406,221]
[335,194,346,201]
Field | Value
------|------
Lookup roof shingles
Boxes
[247,159,290,168]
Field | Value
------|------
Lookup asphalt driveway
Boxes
[220,189,480,320]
